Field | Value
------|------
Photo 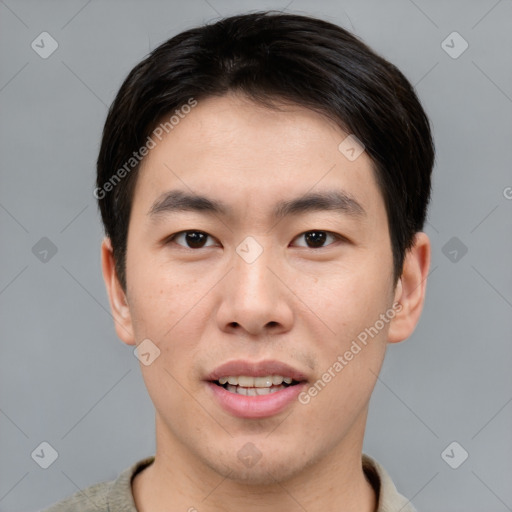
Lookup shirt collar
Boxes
[108,454,416,512]
[363,454,417,512]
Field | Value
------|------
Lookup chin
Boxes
[202,449,310,486]
[226,464,301,486]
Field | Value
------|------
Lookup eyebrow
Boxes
[148,189,365,221]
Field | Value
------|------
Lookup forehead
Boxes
[131,94,385,225]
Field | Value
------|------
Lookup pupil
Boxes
[305,231,326,248]
[186,232,206,248]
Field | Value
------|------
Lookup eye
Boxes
[166,230,218,249]
[292,230,343,249]
[166,230,344,250]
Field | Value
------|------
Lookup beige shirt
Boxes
[43,454,417,511]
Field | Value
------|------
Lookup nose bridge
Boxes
[232,235,276,300]
[217,235,293,335]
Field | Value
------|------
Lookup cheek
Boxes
[126,247,204,334]
[299,262,392,402]
[127,270,215,399]
[302,258,393,332]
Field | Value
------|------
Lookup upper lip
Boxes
[205,360,309,382]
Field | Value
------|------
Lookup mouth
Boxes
[205,360,309,418]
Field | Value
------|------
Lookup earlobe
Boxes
[100,237,136,346]
[387,232,431,344]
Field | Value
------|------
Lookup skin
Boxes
[101,93,430,512]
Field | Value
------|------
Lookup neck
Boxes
[132,414,377,512]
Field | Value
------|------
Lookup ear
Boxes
[101,237,136,346]
[387,232,431,344]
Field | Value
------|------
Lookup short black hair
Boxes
[96,11,435,291]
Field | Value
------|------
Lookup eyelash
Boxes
[165,230,345,250]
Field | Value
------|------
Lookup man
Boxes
[45,11,434,512]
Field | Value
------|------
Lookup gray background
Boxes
[0,0,511,511]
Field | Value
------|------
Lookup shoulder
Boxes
[41,456,155,512]
[362,453,418,512]
[41,479,113,512]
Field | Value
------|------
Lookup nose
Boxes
[216,240,294,337]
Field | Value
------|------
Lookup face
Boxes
[105,93,410,485]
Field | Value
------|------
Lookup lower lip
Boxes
[206,381,306,419]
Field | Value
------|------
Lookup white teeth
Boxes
[237,376,254,387]
[272,375,284,385]
[216,375,297,397]
[254,377,273,387]
[218,375,293,387]
[225,384,286,395]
